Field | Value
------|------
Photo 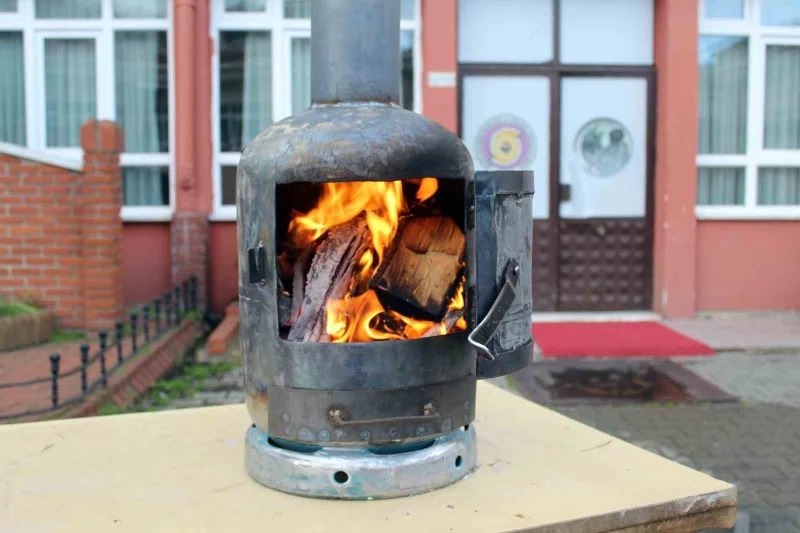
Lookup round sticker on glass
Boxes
[476,114,535,170]
[574,118,633,178]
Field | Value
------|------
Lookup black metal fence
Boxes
[0,276,198,422]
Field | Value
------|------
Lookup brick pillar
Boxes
[80,121,125,330]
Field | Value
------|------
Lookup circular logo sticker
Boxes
[574,118,633,178]
[476,114,535,170]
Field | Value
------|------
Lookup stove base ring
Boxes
[245,424,477,500]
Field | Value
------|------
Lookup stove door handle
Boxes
[468,258,520,361]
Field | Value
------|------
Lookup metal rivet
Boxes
[328,407,348,424]
[335,429,346,440]
[283,426,291,436]
[441,418,453,432]
[318,430,331,441]
[281,413,291,423]
[416,426,426,436]
[360,430,371,441]
[298,427,315,441]
[388,427,398,438]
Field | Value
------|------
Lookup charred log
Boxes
[371,216,465,321]
[287,217,371,342]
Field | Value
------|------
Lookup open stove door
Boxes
[471,171,534,379]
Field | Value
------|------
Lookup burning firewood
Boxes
[421,304,465,338]
[287,217,372,342]
[370,216,466,321]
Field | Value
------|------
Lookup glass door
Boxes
[460,74,557,310]
[556,76,651,310]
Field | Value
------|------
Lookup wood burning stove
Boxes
[237,0,533,499]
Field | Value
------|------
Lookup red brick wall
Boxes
[122,223,172,306]
[0,120,125,330]
[209,221,238,314]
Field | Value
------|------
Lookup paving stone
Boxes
[747,506,800,533]
[683,353,800,409]
[531,353,800,533]
[665,311,800,351]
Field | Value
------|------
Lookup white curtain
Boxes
[116,32,159,153]
[113,0,166,18]
[226,0,265,12]
[116,31,165,206]
[401,0,414,19]
[35,0,101,18]
[241,32,272,148]
[704,0,743,19]
[764,45,800,150]
[122,167,166,206]
[291,38,311,114]
[284,0,412,19]
[284,0,310,18]
[697,36,748,205]
[762,0,800,25]
[698,36,748,154]
[45,39,96,147]
[697,168,744,205]
[760,46,800,206]
[0,32,25,145]
[759,168,800,205]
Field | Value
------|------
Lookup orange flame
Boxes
[325,281,467,343]
[289,178,466,342]
[416,177,439,203]
[289,181,404,264]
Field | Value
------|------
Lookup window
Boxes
[697,0,800,217]
[0,0,172,218]
[212,0,421,217]
[0,32,25,144]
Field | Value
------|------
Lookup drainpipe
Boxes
[174,0,196,210]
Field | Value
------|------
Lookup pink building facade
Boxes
[0,0,797,319]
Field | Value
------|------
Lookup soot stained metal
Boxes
[236,0,534,499]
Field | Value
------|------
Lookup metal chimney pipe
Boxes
[311,0,401,105]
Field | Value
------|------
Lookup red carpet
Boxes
[532,321,715,358]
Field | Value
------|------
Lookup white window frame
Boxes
[0,0,175,222]
[697,0,800,220]
[209,0,422,221]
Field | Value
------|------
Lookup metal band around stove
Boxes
[267,374,476,446]
[272,331,475,391]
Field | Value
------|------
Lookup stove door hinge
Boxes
[247,241,266,285]
[466,181,476,230]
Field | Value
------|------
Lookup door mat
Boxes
[532,321,716,358]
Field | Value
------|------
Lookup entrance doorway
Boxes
[458,0,655,312]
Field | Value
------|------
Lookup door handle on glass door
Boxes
[558,183,572,203]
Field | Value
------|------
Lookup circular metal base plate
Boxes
[245,425,477,500]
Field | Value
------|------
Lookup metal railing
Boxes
[0,276,199,422]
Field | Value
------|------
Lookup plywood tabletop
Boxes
[0,383,736,533]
